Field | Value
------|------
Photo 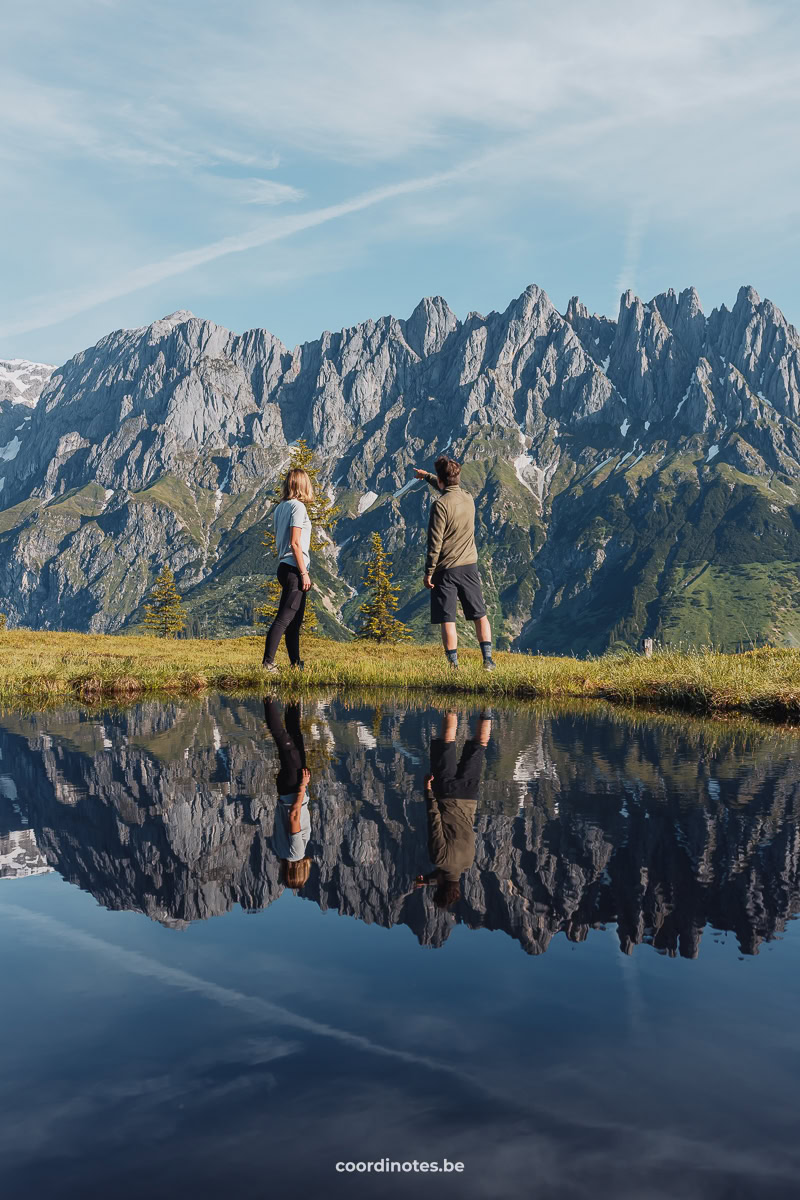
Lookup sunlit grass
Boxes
[1,630,799,721]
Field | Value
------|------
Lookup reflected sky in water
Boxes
[1,695,799,1199]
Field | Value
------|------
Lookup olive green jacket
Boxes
[423,475,478,574]
[426,794,477,882]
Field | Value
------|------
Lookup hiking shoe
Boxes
[262,661,279,674]
[291,661,305,671]
[482,659,496,672]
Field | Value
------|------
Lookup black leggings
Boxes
[264,698,306,792]
[263,563,307,666]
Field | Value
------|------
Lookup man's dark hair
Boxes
[434,880,461,909]
[435,456,461,487]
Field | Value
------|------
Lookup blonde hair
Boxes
[282,857,311,891]
[281,468,314,504]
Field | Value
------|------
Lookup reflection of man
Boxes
[416,710,491,909]
[263,698,311,891]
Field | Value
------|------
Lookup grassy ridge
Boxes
[1,631,800,721]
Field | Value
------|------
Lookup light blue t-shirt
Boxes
[274,499,311,570]
[273,795,311,862]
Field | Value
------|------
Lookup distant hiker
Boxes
[264,697,312,891]
[415,709,491,908]
[262,468,313,672]
[413,456,495,670]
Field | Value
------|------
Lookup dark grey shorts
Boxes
[430,563,487,624]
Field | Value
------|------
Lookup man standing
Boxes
[413,456,495,670]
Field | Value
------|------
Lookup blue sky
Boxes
[2,0,799,367]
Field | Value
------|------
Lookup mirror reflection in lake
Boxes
[1,695,799,1199]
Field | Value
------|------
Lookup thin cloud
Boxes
[614,205,648,309]
[0,159,479,338]
[241,179,306,206]
[0,901,498,1093]
[211,147,281,169]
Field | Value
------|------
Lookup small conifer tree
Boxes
[257,440,337,633]
[143,566,187,638]
[356,533,411,644]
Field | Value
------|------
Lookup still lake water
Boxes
[1,694,799,1200]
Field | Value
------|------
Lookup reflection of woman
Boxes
[262,468,314,673]
[416,710,491,909]
[264,698,312,891]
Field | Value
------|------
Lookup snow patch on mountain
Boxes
[0,359,55,406]
[513,745,558,785]
[356,723,377,750]
[587,455,614,479]
[0,828,53,879]
[513,454,545,505]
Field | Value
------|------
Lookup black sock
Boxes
[445,647,459,666]
[480,640,493,663]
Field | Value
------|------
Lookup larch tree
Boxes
[356,533,411,644]
[257,439,339,633]
[143,566,187,638]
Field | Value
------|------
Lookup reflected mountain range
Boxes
[1,696,798,958]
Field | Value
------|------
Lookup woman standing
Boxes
[262,468,313,672]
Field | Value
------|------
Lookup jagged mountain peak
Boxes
[565,296,590,322]
[504,282,556,322]
[618,288,641,315]
[403,294,458,357]
[151,309,197,330]
[649,286,704,330]
[679,284,702,312]
[734,284,761,310]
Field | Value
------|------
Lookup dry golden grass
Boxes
[1,630,800,721]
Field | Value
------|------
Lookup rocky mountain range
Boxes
[1,697,798,958]
[1,283,800,651]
